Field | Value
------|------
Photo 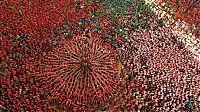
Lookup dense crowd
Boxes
[122,17,200,111]
[0,0,199,111]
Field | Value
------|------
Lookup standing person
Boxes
[0,104,6,110]
[184,99,193,112]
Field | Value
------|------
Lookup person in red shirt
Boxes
[0,104,6,110]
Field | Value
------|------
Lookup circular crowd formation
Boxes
[31,35,119,110]
[0,0,199,111]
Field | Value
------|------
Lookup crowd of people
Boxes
[0,0,199,111]
[121,16,199,111]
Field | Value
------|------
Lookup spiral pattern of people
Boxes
[0,0,199,111]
